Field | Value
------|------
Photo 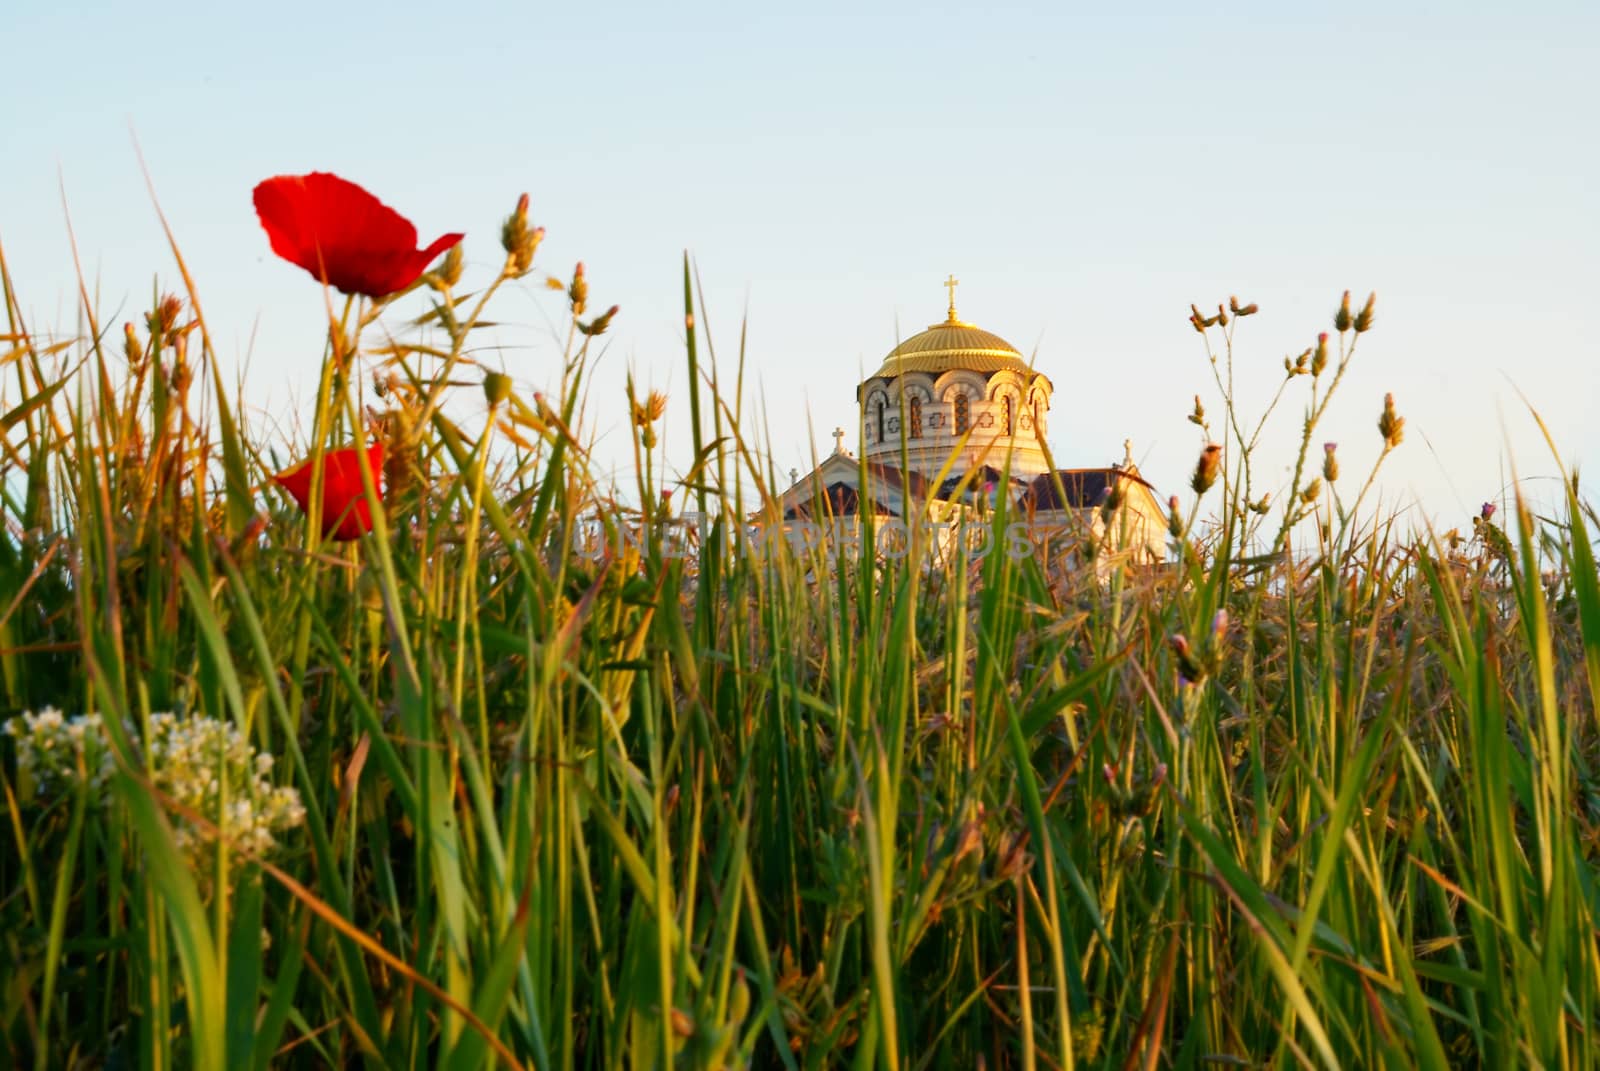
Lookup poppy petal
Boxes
[253,173,463,299]
[274,443,385,541]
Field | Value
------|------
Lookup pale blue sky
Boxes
[5,1,1597,530]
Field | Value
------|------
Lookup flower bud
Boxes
[1170,633,1204,685]
[1322,442,1339,482]
[1216,303,1229,327]
[1480,501,1496,521]
[1250,493,1271,515]
[1300,478,1321,504]
[500,194,541,274]
[1167,495,1185,538]
[1190,442,1222,495]
[568,262,588,316]
[147,293,185,342]
[578,303,619,337]
[1187,395,1206,426]
[1103,477,1125,511]
[170,356,193,396]
[123,322,144,367]
[438,244,464,287]
[1378,392,1405,448]
[483,371,513,409]
[1311,333,1329,377]
[1353,291,1376,333]
[632,390,667,427]
[1334,291,1352,333]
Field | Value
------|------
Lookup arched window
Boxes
[954,393,970,435]
[908,397,923,439]
[1032,395,1042,433]
[876,399,886,443]
[1002,396,1014,435]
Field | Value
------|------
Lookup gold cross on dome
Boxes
[944,274,960,322]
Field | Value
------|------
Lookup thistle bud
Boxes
[1353,291,1376,333]
[632,390,667,426]
[1190,442,1222,495]
[1188,395,1206,426]
[1216,303,1229,327]
[1334,290,1353,333]
[483,370,513,409]
[1229,295,1242,314]
[1322,442,1339,482]
[1300,478,1321,504]
[1189,304,1207,334]
[147,293,184,342]
[568,262,588,316]
[1378,392,1405,448]
[1170,633,1204,685]
[123,322,144,367]
[1250,493,1271,514]
[578,303,619,337]
[1311,333,1329,377]
[438,243,464,288]
[728,969,751,1025]
[1098,479,1125,525]
[1103,478,1125,512]
[500,193,541,274]
[500,195,526,254]
[1237,302,1258,316]
[1480,501,1496,521]
[169,355,193,396]
[1167,495,1185,538]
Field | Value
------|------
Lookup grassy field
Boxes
[1,193,1598,1070]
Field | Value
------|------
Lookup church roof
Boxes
[770,458,933,521]
[784,482,895,520]
[1017,468,1158,512]
[866,320,1036,380]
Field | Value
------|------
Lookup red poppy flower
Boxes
[274,443,385,541]
[252,172,463,298]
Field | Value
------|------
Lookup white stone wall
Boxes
[860,369,1054,480]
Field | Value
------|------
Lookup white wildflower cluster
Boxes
[141,711,307,861]
[4,707,305,865]
[2,706,116,800]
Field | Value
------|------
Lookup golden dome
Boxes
[866,317,1034,379]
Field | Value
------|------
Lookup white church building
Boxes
[760,278,1168,570]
